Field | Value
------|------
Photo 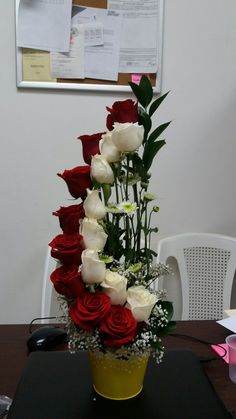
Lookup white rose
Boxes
[111,123,144,152]
[83,189,106,219]
[81,249,106,284]
[91,154,114,184]
[100,132,121,163]
[79,217,107,251]
[126,286,158,322]
[101,270,127,305]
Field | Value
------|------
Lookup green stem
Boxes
[144,202,150,279]
[125,155,130,201]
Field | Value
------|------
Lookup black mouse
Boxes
[27,326,68,352]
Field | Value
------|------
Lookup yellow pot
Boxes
[89,351,149,400]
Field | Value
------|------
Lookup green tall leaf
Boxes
[143,140,166,170]
[129,75,153,109]
[138,108,152,141]
[132,153,148,181]
[149,91,170,117]
[148,121,171,145]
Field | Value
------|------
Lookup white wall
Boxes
[0,0,236,323]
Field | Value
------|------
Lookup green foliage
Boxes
[149,91,170,117]
[129,75,153,108]
[143,139,166,171]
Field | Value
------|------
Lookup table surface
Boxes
[0,321,235,412]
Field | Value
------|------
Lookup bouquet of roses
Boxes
[49,76,175,363]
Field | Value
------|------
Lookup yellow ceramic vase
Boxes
[89,351,149,400]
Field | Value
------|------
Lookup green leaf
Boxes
[160,301,174,321]
[102,184,111,204]
[143,140,166,171]
[155,321,176,336]
[138,108,152,141]
[139,75,153,106]
[148,121,171,145]
[132,153,148,181]
[149,91,170,117]
[129,76,153,109]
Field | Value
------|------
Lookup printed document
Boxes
[51,24,85,79]
[17,0,72,52]
[72,6,121,81]
[108,0,159,73]
[22,48,56,81]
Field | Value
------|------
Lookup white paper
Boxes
[108,0,159,73]
[50,24,84,79]
[72,7,121,81]
[84,22,104,47]
[17,0,72,52]
[217,316,236,333]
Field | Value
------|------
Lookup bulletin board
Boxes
[15,0,164,93]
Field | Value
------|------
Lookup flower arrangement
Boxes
[49,76,175,364]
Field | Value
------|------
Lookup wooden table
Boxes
[0,321,235,412]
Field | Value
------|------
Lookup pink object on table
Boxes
[211,343,229,363]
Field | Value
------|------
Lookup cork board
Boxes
[15,0,163,93]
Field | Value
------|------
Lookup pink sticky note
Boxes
[131,73,150,85]
[211,343,229,363]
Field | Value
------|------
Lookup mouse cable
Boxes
[169,332,227,362]
[29,315,67,334]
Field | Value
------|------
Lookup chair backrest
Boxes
[41,247,64,323]
[156,233,236,320]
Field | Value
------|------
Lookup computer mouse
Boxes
[27,326,68,352]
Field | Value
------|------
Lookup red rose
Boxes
[53,204,85,234]
[106,99,139,131]
[50,265,86,299]
[100,305,137,348]
[57,166,91,199]
[69,291,111,332]
[49,233,83,266]
[78,132,105,165]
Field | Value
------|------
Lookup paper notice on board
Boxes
[72,7,121,81]
[17,0,72,52]
[22,48,56,81]
[50,24,85,79]
[108,0,159,73]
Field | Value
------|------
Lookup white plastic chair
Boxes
[41,247,65,323]
[156,233,236,320]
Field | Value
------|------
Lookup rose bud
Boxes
[91,154,114,184]
[111,123,144,153]
[79,217,107,251]
[52,203,85,234]
[50,265,86,299]
[78,132,105,165]
[49,233,84,266]
[100,305,137,348]
[83,189,106,220]
[81,249,106,284]
[57,166,91,199]
[126,286,158,323]
[106,99,138,131]
[100,132,121,163]
[101,270,127,305]
[69,290,111,331]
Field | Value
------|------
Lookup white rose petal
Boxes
[79,217,107,251]
[81,249,106,284]
[111,123,144,152]
[101,270,127,305]
[126,285,158,322]
[100,132,121,163]
[83,189,106,219]
[91,154,114,184]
